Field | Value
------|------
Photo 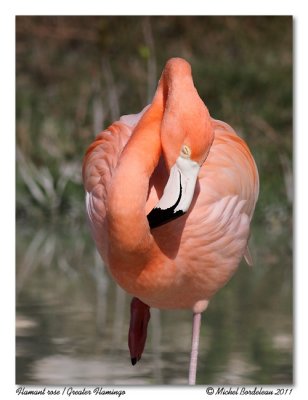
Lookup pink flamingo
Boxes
[82,58,259,384]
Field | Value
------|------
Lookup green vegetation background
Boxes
[16,16,292,229]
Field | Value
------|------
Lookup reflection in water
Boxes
[16,222,292,385]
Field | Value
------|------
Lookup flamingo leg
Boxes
[128,297,151,365]
[188,312,202,385]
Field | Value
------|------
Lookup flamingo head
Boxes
[147,58,214,229]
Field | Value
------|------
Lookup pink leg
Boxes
[188,312,202,385]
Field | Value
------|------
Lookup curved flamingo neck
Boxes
[105,58,201,263]
[106,105,163,263]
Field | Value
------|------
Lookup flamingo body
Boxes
[83,115,258,310]
[82,58,259,379]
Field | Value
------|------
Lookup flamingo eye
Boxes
[180,144,191,159]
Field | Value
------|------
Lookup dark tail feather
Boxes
[128,297,151,365]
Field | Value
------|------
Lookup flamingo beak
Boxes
[147,156,200,229]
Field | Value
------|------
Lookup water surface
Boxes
[16,222,292,385]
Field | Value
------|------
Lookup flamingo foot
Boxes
[128,297,151,365]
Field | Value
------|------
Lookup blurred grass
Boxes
[16,16,292,229]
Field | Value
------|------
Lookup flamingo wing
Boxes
[208,119,259,267]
